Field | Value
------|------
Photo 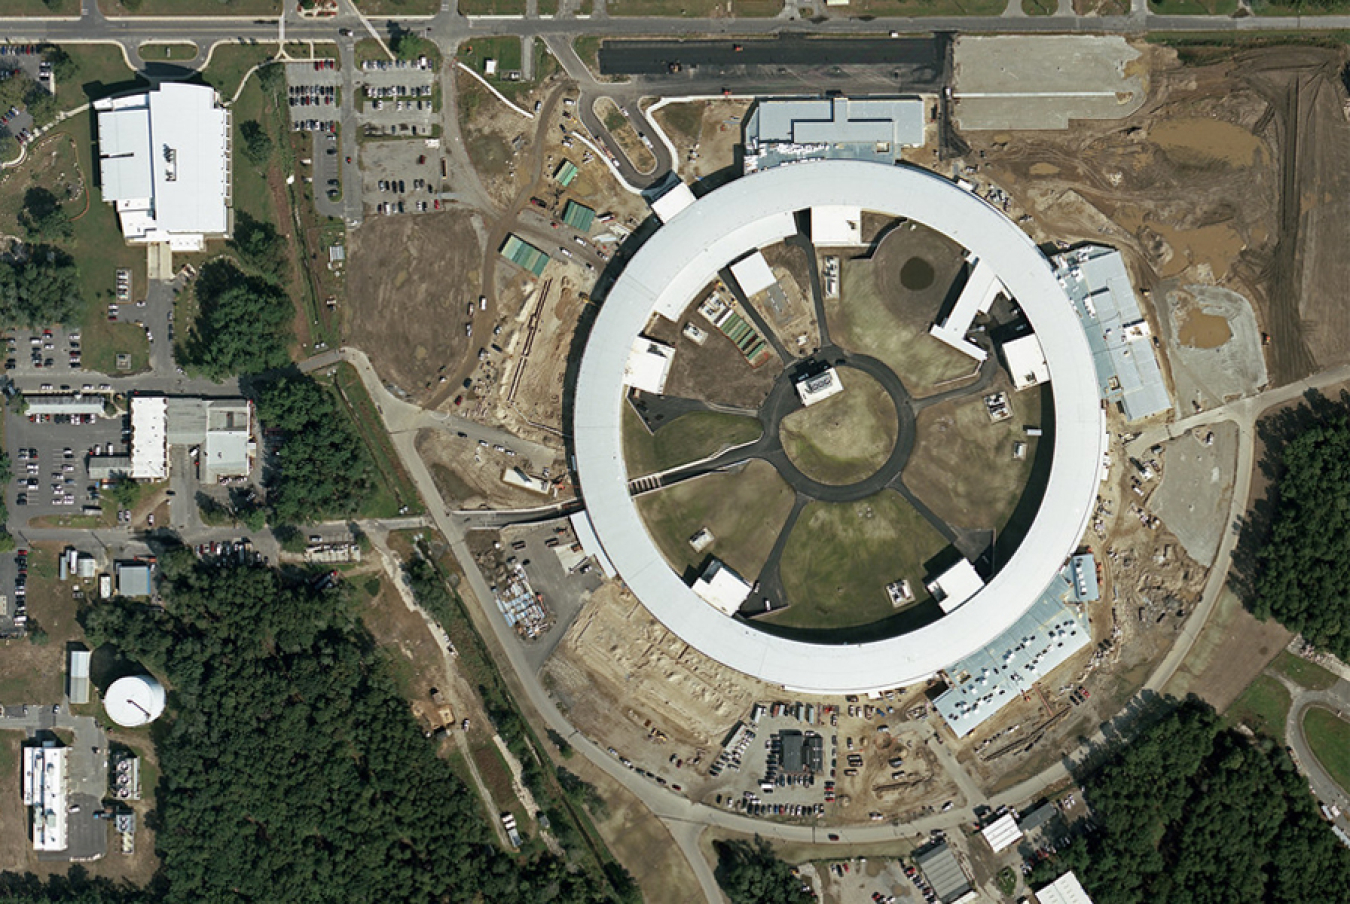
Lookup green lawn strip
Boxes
[1225,674,1291,742]
[1272,651,1340,691]
[136,43,199,63]
[622,407,761,477]
[1148,0,1237,10]
[573,36,602,75]
[354,0,441,11]
[1303,707,1350,791]
[635,460,794,581]
[52,44,147,110]
[329,362,425,517]
[1254,0,1350,13]
[4,0,76,12]
[775,491,947,630]
[821,0,1005,11]
[471,739,532,831]
[100,0,281,14]
[200,43,279,101]
[460,0,526,13]
[1021,0,1057,12]
[458,36,524,74]
[605,0,780,13]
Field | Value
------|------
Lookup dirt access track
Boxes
[969,43,1350,389]
[346,210,486,402]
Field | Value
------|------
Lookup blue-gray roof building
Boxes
[1055,245,1170,422]
[744,97,925,172]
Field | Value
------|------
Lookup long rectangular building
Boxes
[744,97,925,172]
[21,743,68,852]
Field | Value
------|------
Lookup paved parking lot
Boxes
[359,140,450,216]
[7,406,128,527]
[285,60,339,133]
[502,520,603,672]
[357,58,437,140]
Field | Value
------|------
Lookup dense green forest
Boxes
[255,374,377,524]
[1252,418,1350,659]
[0,550,626,904]
[0,245,82,328]
[713,838,813,904]
[1029,700,1350,904]
[179,259,292,379]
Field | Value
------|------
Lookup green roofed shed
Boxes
[500,234,550,276]
[554,159,579,187]
[562,200,596,232]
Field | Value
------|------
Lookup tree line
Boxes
[1029,699,1350,904]
[0,550,632,904]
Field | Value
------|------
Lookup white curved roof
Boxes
[106,675,167,727]
[574,160,1104,694]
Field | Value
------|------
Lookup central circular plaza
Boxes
[573,160,1105,694]
[780,367,899,487]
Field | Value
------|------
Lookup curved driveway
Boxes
[573,159,1105,694]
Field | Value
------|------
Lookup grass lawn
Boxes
[1022,0,1057,11]
[1303,707,1350,792]
[832,258,976,397]
[459,36,524,75]
[1272,651,1340,691]
[1254,0,1350,13]
[538,0,559,12]
[0,112,150,372]
[780,371,897,486]
[460,0,526,13]
[606,0,781,13]
[200,43,279,102]
[653,102,703,148]
[137,43,199,63]
[636,459,794,582]
[99,0,282,14]
[838,0,1006,10]
[623,407,761,477]
[775,490,947,630]
[4,0,77,12]
[573,36,603,76]
[354,0,442,11]
[1148,0,1237,10]
[1225,674,1291,742]
[329,362,425,517]
[53,44,146,110]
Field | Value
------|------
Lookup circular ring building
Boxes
[573,160,1104,695]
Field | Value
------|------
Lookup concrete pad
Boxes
[1156,284,1269,417]
[953,36,1145,131]
[1148,422,1237,568]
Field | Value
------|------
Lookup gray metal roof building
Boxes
[573,161,1106,694]
[25,395,106,417]
[914,843,972,904]
[67,648,91,706]
[1056,245,1170,422]
[115,563,152,598]
[744,97,925,172]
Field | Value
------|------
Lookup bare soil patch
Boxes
[416,428,563,509]
[346,211,484,402]
[1164,587,1291,712]
[649,98,750,183]
[662,294,780,408]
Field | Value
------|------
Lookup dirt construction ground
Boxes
[346,210,486,402]
[967,43,1350,389]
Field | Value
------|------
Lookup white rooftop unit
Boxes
[692,559,752,616]
[795,366,844,406]
[729,250,777,298]
[811,205,863,247]
[926,559,984,614]
[569,511,617,577]
[67,648,92,705]
[502,467,552,496]
[929,257,1003,362]
[650,181,696,223]
[105,675,167,727]
[623,337,676,395]
[131,396,169,480]
[22,744,69,852]
[1036,872,1095,904]
[1002,333,1051,391]
[981,812,1024,853]
[95,82,232,249]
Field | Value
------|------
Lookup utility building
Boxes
[22,742,69,852]
[95,83,232,250]
[744,97,924,172]
[691,559,753,616]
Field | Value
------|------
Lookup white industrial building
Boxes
[795,366,843,406]
[929,256,1004,362]
[130,396,254,482]
[67,648,92,705]
[926,559,985,614]
[623,337,676,395]
[95,82,232,250]
[744,97,925,172]
[1002,333,1051,391]
[573,160,1106,694]
[811,205,863,247]
[105,674,166,727]
[1036,872,1095,904]
[650,181,696,223]
[692,559,753,616]
[981,813,1024,853]
[22,742,69,852]
[729,250,778,298]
